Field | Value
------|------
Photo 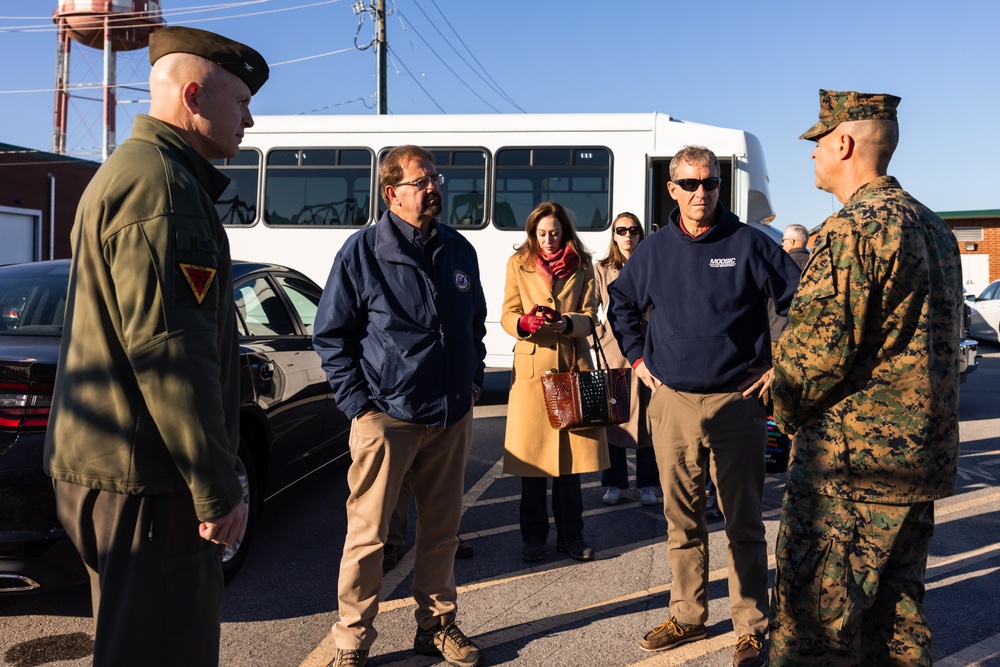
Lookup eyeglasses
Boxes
[672,177,721,192]
[615,227,641,236]
[781,238,794,245]
[394,174,445,189]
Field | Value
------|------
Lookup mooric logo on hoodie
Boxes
[709,258,737,268]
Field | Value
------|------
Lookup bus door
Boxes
[645,156,735,233]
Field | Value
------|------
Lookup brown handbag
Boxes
[540,331,631,430]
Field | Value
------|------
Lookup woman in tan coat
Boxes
[594,212,660,507]
[501,201,608,563]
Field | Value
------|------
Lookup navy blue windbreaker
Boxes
[313,210,487,425]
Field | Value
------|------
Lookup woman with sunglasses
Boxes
[500,201,608,563]
[594,213,660,507]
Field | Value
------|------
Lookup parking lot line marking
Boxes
[927,564,1000,592]
[935,630,1000,667]
[936,488,1000,517]
[926,542,1000,585]
[463,459,505,505]
[379,459,506,597]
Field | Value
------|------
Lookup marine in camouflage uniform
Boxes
[768,90,963,666]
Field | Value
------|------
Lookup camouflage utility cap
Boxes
[799,89,900,141]
[149,26,269,95]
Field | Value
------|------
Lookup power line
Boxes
[386,46,445,113]
[0,1,267,23]
[391,6,502,113]
[298,94,376,114]
[271,46,355,66]
[420,0,524,112]
[0,0,342,34]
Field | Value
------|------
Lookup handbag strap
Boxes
[565,320,609,373]
[590,328,611,371]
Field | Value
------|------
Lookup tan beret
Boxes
[149,26,269,95]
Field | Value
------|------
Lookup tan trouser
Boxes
[333,409,473,649]
[649,386,770,637]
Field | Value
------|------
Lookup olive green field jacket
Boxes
[44,115,242,522]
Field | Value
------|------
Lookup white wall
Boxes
[961,254,991,298]
[0,207,40,264]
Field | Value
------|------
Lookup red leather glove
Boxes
[535,305,561,323]
[518,311,545,334]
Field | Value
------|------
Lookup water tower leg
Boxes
[102,15,116,160]
[53,21,71,155]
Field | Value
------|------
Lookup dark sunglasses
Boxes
[615,227,641,236]
[672,177,721,192]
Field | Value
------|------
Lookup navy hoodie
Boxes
[608,205,800,392]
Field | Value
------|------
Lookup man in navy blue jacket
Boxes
[608,146,800,667]
[313,145,487,667]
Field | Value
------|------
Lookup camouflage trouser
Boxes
[769,485,935,666]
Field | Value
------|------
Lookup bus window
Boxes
[376,148,488,228]
[264,148,373,227]
[494,147,611,231]
[214,149,261,226]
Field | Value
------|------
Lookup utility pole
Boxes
[376,0,387,115]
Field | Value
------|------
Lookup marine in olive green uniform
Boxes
[43,27,268,667]
[768,90,963,666]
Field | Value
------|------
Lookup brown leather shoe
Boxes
[733,634,767,666]
[414,617,482,667]
[639,616,707,652]
[331,648,368,667]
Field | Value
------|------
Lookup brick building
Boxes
[0,143,99,264]
[939,209,1000,298]
[804,208,999,298]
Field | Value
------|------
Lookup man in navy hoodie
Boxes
[608,145,800,667]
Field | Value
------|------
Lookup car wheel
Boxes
[222,438,257,581]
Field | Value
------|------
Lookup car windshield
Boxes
[0,273,68,336]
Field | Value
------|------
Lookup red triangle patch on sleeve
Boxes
[179,263,218,305]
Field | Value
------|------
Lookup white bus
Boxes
[214,113,776,367]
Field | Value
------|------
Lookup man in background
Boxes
[768,223,810,350]
[780,224,810,267]
[769,90,963,665]
[45,26,268,667]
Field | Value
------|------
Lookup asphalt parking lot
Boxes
[2,346,1000,667]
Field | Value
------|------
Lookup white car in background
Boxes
[967,280,1000,343]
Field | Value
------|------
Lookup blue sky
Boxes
[2,0,999,229]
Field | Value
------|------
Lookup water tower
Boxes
[52,1,164,159]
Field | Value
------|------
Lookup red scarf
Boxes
[536,244,580,291]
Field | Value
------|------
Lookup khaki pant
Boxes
[769,486,934,666]
[387,470,413,547]
[649,386,769,637]
[55,481,224,667]
[333,409,473,650]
